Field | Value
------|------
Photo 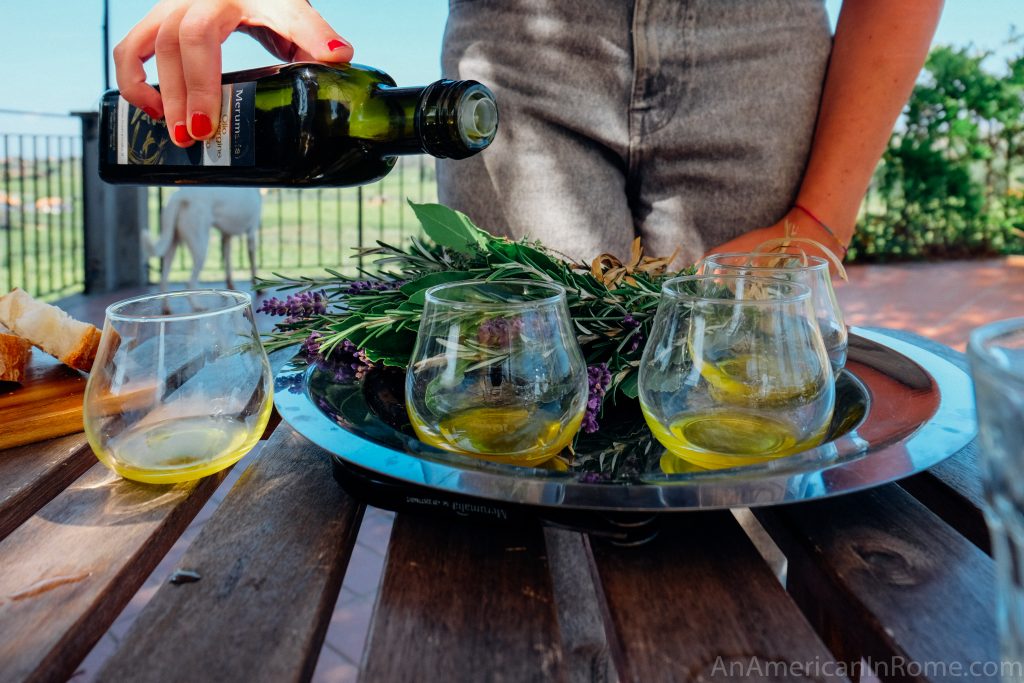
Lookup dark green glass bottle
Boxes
[98,62,498,187]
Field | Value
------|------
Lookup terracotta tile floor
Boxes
[63,257,1024,681]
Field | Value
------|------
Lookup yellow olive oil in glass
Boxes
[638,274,835,472]
[645,406,830,470]
[88,404,272,484]
[405,281,588,467]
[84,291,274,484]
[408,405,584,466]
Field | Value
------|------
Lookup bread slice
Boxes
[0,323,32,383]
[0,288,102,372]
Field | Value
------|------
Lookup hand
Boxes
[705,207,848,276]
[114,0,354,147]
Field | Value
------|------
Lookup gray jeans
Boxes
[438,0,832,265]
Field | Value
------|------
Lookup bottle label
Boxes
[115,82,256,166]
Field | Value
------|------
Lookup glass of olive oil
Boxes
[83,290,273,484]
[405,280,588,466]
[639,274,835,471]
[700,252,848,375]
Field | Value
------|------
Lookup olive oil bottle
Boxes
[98,62,498,187]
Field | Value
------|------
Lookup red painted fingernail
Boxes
[327,38,348,51]
[142,106,161,120]
[190,111,212,138]
[172,122,191,145]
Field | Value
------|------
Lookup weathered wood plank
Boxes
[362,515,565,682]
[590,511,847,683]
[0,463,224,683]
[97,425,363,683]
[864,328,988,552]
[755,485,997,682]
[0,433,94,540]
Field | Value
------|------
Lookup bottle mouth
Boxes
[417,80,498,159]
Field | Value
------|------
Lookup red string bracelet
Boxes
[794,204,848,257]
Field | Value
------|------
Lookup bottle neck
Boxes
[376,80,498,159]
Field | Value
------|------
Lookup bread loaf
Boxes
[0,288,101,372]
[0,323,32,383]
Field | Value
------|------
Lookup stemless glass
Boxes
[83,290,273,484]
[968,317,1024,679]
[701,252,847,374]
[639,274,835,471]
[406,280,588,466]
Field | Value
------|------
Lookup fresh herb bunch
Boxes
[256,202,693,425]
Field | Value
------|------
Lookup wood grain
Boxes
[590,511,847,683]
[97,424,363,683]
[0,432,94,540]
[755,485,997,681]
[0,462,224,683]
[362,515,566,682]
[0,349,87,450]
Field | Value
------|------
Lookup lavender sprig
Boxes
[257,290,328,320]
[303,332,373,382]
[583,363,613,434]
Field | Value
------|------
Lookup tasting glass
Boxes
[968,317,1024,680]
[405,280,588,466]
[83,290,273,484]
[701,252,847,375]
[639,274,835,471]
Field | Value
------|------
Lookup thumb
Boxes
[264,2,354,63]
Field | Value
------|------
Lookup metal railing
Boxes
[0,132,85,300]
[149,155,437,284]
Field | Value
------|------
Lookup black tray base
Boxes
[331,456,664,545]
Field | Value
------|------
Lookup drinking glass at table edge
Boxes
[115,0,942,268]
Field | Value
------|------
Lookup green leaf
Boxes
[400,271,476,305]
[618,371,639,399]
[409,202,488,254]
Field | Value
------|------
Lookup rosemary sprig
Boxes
[257,202,692,408]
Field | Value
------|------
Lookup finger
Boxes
[154,6,193,147]
[179,3,240,141]
[113,5,178,119]
[259,0,354,63]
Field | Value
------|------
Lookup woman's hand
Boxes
[114,0,354,147]
[705,207,848,275]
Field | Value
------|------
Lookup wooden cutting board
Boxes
[0,349,87,450]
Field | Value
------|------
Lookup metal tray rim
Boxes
[273,327,977,511]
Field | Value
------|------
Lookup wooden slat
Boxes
[755,485,997,681]
[0,433,94,540]
[0,463,224,683]
[864,328,988,551]
[97,425,363,683]
[590,511,847,683]
[362,515,566,682]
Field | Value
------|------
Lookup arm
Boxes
[707,0,943,262]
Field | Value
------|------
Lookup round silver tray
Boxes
[274,328,977,512]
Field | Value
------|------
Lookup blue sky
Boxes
[0,0,1019,136]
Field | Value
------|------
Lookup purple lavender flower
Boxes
[342,279,405,295]
[303,332,373,383]
[621,314,644,354]
[477,316,524,347]
[582,363,612,434]
[258,290,328,320]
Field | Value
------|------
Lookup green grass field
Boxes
[0,154,85,300]
[148,156,437,284]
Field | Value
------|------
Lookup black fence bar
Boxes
[0,125,86,300]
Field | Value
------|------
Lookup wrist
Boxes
[789,204,848,258]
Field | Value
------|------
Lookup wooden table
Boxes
[0,330,998,683]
